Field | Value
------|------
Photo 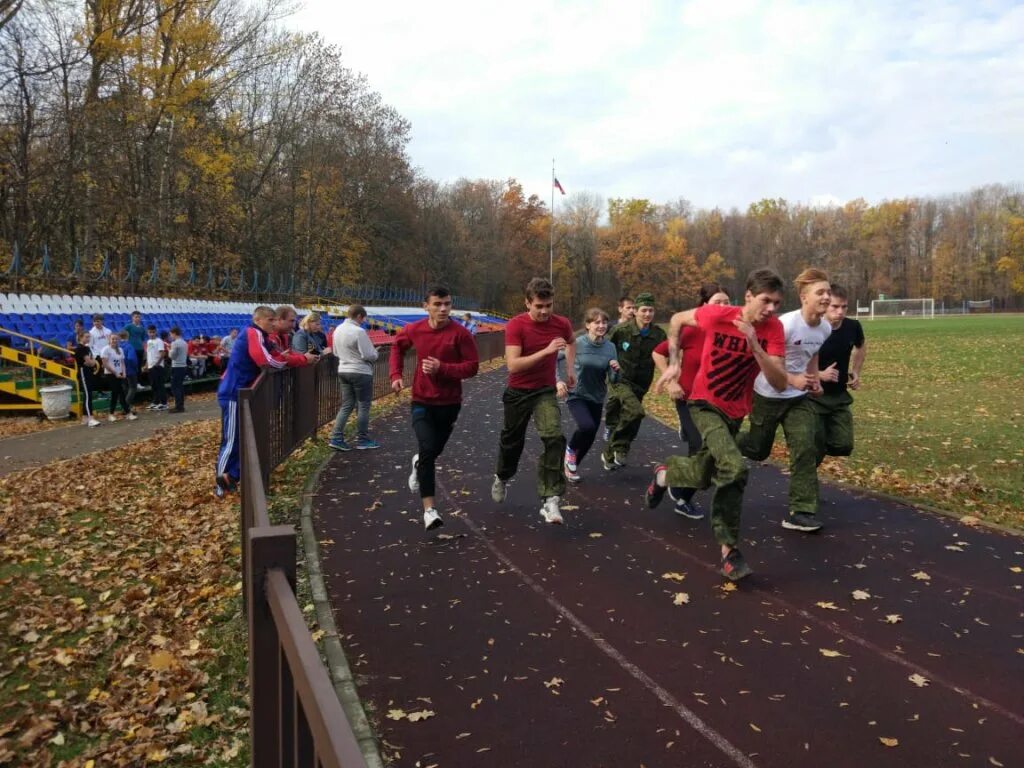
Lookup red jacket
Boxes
[389,319,479,405]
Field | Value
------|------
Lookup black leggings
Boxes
[675,398,703,453]
[567,398,603,464]
[411,402,461,498]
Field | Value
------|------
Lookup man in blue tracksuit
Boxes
[215,306,318,497]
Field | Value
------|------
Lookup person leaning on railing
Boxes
[214,305,319,498]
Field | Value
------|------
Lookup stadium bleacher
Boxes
[0,294,505,350]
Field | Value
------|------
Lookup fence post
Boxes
[248,525,297,768]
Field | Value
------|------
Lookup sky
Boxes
[292,0,1024,211]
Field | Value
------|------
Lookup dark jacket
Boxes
[608,321,666,391]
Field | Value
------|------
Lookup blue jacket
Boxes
[217,324,307,402]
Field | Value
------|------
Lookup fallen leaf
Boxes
[819,648,846,658]
[386,709,407,721]
[749,723,761,733]
[911,571,931,581]
[148,650,177,671]
[852,590,871,600]
[661,572,686,582]
[1010,566,1022,574]
[816,601,839,610]
[908,674,929,687]
[884,615,903,624]
[959,515,980,526]
[879,737,899,747]
[406,710,435,722]
[544,677,564,689]
[720,582,738,593]
[672,592,690,606]
[588,532,603,538]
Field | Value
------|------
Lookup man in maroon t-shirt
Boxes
[645,268,788,581]
[390,285,480,532]
[492,277,576,525]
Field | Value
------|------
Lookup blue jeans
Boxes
[330,372,373,443]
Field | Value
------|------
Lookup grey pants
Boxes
[330,372,373,442]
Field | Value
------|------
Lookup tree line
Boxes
[2,2,1022,315]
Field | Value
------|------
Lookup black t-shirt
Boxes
[819,319,865,394]
[74,344,96,377]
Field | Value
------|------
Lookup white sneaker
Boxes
[126,413,138,421]
[491,475,507,503]
[146,404,157,410]
[423,507,443,531]
[108,414,117,422]
[86,418,100,428]
[540,496,564,525]
[408,454,420,493]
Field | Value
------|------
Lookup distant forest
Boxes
[2,1,1023,316]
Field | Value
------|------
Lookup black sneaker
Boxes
[781,512,823,532]
[720,548,753,581]
[644,465,668,509]
[674,498,704,520]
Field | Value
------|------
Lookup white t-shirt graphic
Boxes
[754,309,832,399]
[101,345,125,377]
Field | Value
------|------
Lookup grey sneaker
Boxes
[600,453,616,471]
[408,454,420,493]
[782,513,823,532]
[491,475,507,503]
[613,452,627,468]
[423,507,443,531]
[540,496,564,525]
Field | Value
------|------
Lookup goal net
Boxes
[966,299,993,313]
[869,298,935,320]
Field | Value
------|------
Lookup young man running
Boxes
[215,306,318,497]
[646,268,787,581]
[492,277,575,525]
[390,285,480,531]
[601,292,666,470]
[651,283,731,518]
[604,295,637,439]
[811,284,867,466]
[738,268,832,533]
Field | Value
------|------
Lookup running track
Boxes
[312,371,1024,768]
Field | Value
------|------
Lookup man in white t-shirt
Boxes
[100,334,136,421]
[88,314,113,356]
[144,324,168,410]
[739,267,832,533]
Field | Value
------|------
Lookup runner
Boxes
[810,284,867,466]
[491,277,575,525]
[600,292,666,470]
[603,295,636,440]
[215,306,318,497]
[651,283,730,518]
[390,285,480,531]
[645,268,787,581]
[738,267,832,533]
[558,308,620,484]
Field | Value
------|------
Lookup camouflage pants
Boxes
[602,382,647,461]
[738,393,819,516]
[664,404,747,548]
[495,386,566,499]
[809,390,855,466]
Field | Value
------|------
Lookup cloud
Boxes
[292,0,1024,209]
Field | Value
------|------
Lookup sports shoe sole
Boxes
[328,442,352,452]
[781,518,823,532]
[721,561,753,581]
[424,515,443,531]
[674,505,704,520]
[540,510,564,525]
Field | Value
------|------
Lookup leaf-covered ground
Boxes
[646,314,1024,530]
[0,420,249,767]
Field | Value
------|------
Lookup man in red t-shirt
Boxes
[492,277,576,525]
[645,268,788,581]
[651,283,732,518]
[390,285,480,532]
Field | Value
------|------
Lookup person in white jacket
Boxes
[328,305,380,450]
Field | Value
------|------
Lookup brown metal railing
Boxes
[240,331,505,768]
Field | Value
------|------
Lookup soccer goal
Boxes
[869,298,935,320]
[966,298,994,313]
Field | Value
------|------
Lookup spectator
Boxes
[66,319,85,352]
[187,334,208,378]
[74,331,101,427]
[168,326,188,413]
[292,312,328,354]
[202,335,224,372]
[88,314,113,356]
[328,304,380,451]
[219,328,239,356]
[215,306,317,497]
[270,306,297,351]
[144,324,168,411]
[122,311,146,370]
[462,312,478,335]
[118,331,140,414]
[100,334,136,421]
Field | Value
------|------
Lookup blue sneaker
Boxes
[329,439,352,452]
[355,439,380,450]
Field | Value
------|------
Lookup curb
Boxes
[300,449,384,768]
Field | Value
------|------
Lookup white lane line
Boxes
[441,484,758,768]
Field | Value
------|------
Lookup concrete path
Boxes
[313,371,1024,768]
[0,399,219,476]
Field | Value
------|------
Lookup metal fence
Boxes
[239,331,505,767]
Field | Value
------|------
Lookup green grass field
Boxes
[647,314,1024,530]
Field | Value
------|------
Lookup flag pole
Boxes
[550,158,555,282]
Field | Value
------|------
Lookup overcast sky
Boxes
[293,0,1023,211]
